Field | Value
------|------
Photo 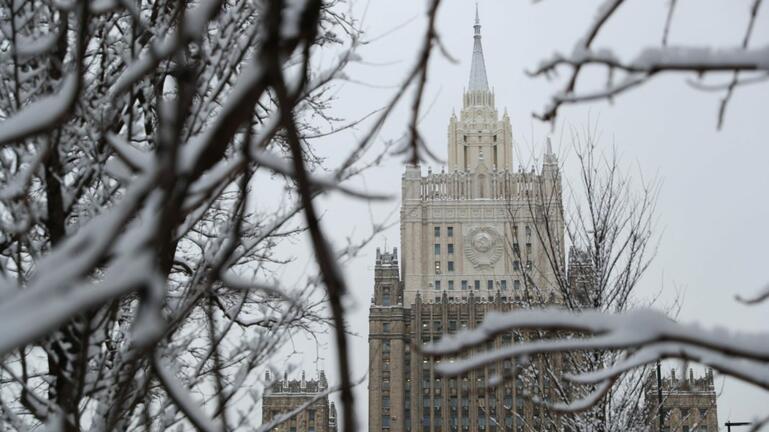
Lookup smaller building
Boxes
[262,370,337,432]
[646,368,719,432]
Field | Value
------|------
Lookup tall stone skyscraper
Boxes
[368,7,565,432]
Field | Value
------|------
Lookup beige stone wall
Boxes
[400,188,563,306]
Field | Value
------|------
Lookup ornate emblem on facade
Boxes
[464,226,503,269]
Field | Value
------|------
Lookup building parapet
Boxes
[265,370,328,395]
[647,368,716,394]
[406,168,552,202]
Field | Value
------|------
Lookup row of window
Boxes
[436,259,532,275]
[434,279,522,291]
[435,225,533,238]
[436,243,533,257]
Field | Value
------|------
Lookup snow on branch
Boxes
[532,44,769,76]
[153,353,223,432]
[0,73,79,145]
[0,175,158,357]
[423,308,769,392]
[111,0,224,95]
[531,44,769,121]
[530,0,769,124]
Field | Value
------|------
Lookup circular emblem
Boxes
[465,227,503,269]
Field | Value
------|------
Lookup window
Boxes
[526,243,532,255]
[500,280,507,290]
[384,396,390,408]
[525,225,532,238]
[435,226,441,237]
[434,244,440,255]
[383,323,390,332]
[448,243,454,254]
[433,320,442,332]
[513,260,520,270]
[448,280,455,290]
[382,287,390,306]
[448,226,454,237]
[435,280,441,290]
[383,341,390,352]
[474,280,480,290]
[461,280,468,290]
[526,260,532,270]
[514,280,521,290]
[448,261,454,272]
[383,416,390,427]
[308,410,316,421]
[435,261,441,274]
[487,280,494,290]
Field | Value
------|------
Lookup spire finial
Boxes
[468,3,489,92]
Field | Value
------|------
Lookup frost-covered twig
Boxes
[530,0,769,125]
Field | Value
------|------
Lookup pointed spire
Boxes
[544,136,557,165]
[468,3,489,92]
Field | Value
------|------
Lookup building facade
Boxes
[646,369,719,432]
[262,370,338,432]
[368,8,567,432]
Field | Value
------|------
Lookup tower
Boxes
[400,7,563,306]
[447,4,513,173]
[369,7,565,432]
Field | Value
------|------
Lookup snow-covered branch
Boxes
[530,1,769,125]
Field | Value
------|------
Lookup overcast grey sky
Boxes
[277,0,769,429]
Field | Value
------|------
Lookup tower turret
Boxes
[447,6,513,172]
[373,247,400,306]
